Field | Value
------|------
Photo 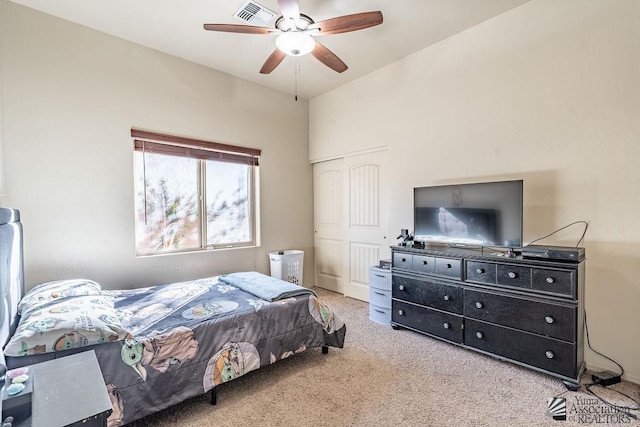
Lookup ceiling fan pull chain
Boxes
[294,57,299,101]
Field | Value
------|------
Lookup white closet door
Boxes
[343,150,389,301]
[313,158,345,293]
[313,149,389,301]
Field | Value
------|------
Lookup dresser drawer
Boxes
[532,268,576,298]
[464,289,576,341]
[393,253,413,270]
[434,257,462,279]
[465,319,578,379]
[369,267,392,292]
[393,274,463,314]
[496,264,531,289]
[392,300,463,343]
[465,261,497,284]
[412,255,435,274]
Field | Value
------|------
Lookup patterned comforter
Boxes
[12,276,346,426]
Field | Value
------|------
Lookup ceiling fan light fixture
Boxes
[276,32,315,56]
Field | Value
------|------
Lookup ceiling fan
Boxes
[204,0,383,74]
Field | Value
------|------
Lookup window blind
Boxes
[131,129,260,166]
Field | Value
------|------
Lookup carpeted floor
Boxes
[131,288,640,426]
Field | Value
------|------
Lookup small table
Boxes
[2,350,112,426]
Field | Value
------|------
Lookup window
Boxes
[132,129,260,256]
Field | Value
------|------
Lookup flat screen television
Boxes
[413,180,523,248]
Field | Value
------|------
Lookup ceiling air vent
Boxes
[233,1,277,26]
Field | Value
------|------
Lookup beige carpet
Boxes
[131,288,640,426]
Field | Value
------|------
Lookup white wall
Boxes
[0,1,6,205]
[1,2,314,288]
[310,0,640,383]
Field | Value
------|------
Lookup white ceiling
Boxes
[9,0,530,100]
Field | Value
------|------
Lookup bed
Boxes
[0,208,346,426]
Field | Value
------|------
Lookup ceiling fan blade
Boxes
[311,41,348,73]
[203,23,274,35]
[260,49,287,74]
[308,11,383,35]
[277,0,301,26]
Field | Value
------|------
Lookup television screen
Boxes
[413,180,523,248]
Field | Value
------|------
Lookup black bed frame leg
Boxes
[322,345,328,354]
[210,387,217,406]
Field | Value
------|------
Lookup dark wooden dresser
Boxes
[391,245,585,385]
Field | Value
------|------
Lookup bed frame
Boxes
[0,208,343,425]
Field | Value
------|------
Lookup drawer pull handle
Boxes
[401,258,406,263]
[475,301,484,309]
[545,316,555,324]
[508,272,517,279]
[545,351,555,359]
[398,285,406,291]
[475,331,484,339]
[422,260,428,265]
[374,291,386,296]
[374,309,385,314]
[546,277,555,284]
[443,322,450,329]
[476,268,485,274]
[375,274,386,278]
[445,263,452,269]
[443,295,450,301]
[398,309,405,316]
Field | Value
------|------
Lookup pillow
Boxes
[4,294,128,357]
[18,279,102,316]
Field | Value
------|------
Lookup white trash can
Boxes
[269,250,304,285]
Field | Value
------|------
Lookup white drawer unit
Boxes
[369,266,392,325]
